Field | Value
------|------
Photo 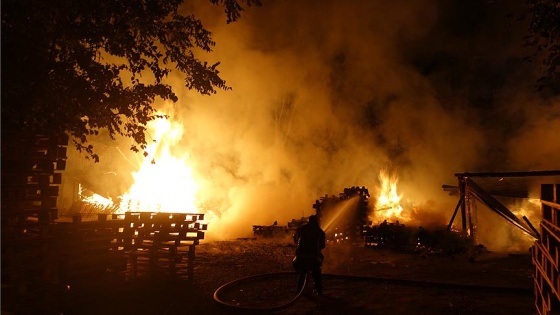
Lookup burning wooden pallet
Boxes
[364,220,409,248]
[313,186,371,243]
[119,212,207,281]
[249,187,372,243]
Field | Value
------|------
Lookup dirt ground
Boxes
[59,238,535,315]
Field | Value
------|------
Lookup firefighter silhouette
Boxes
[292,215,326,295]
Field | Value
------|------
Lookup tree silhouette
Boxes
[1,0,261,161]
[525,0,560,91]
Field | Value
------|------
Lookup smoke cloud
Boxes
[61,0,559,247]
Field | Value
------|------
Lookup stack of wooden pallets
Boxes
[55,213,127,284]
[1,132,68,225]
[120,212,207,281]
[313,186,371,243]
[1,132,69,313]
[533,184,560,315]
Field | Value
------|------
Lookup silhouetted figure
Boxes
[292,215,326,295]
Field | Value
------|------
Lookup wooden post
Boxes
[188,245,195,282]
[467,195,477,242]
[459,176,468,234]
[541,184,555,223]
[129,253,137,279]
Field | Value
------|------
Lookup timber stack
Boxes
[1,132,209,313]
[1,132,68,225]
[1,132,69,313]
[533,184,560,315]
[121,212,207,281]
[313,186,371,243]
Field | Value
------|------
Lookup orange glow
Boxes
[79,183,115,210]
[79,113,204,215]
[511,198,540,226]
[117,115,199,214]
[374,170,408,224]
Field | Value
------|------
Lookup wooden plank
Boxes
[542,200,560,211]
[119,212,206,281]
[535,242,560,297]
[456,170,560,178]
[542,222,560,246]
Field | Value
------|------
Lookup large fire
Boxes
[78,114,410,231]
[117,117,199,214]
[78,114,203,215]
[374,170,408,224]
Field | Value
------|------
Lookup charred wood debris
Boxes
[251,186,470,255]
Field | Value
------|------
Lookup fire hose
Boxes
[213,272,532,313]
[213,272,308,313]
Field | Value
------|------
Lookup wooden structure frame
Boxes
[533,184,560,315]
[446,170,560,241]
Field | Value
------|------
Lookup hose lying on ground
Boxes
[213,272,532,313]
[213,272,307,313]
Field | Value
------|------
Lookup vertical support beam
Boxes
[123,212,134,251]
[541,184,560,227]
[188,245,195,282]
[129,253,137,279]
[459,176,468,233]
[468,197,476,242]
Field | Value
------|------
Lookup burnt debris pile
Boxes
[252,217,309,238]
[364,222,470,254]
[250,185,470,255]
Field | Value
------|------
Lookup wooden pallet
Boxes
[534,184,560,315]
[120,212,207,281]
[1,221,67,314]
[1,213,127,314]
[1,132,68,225]
[1,131,69,314]
[54,214,127,283]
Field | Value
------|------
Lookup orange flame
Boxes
[79,183,114,210]
[78,113,202,215]
[374,170,408,224]
[117,116,200,214]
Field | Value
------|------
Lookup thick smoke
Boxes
[62,0,559,246]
